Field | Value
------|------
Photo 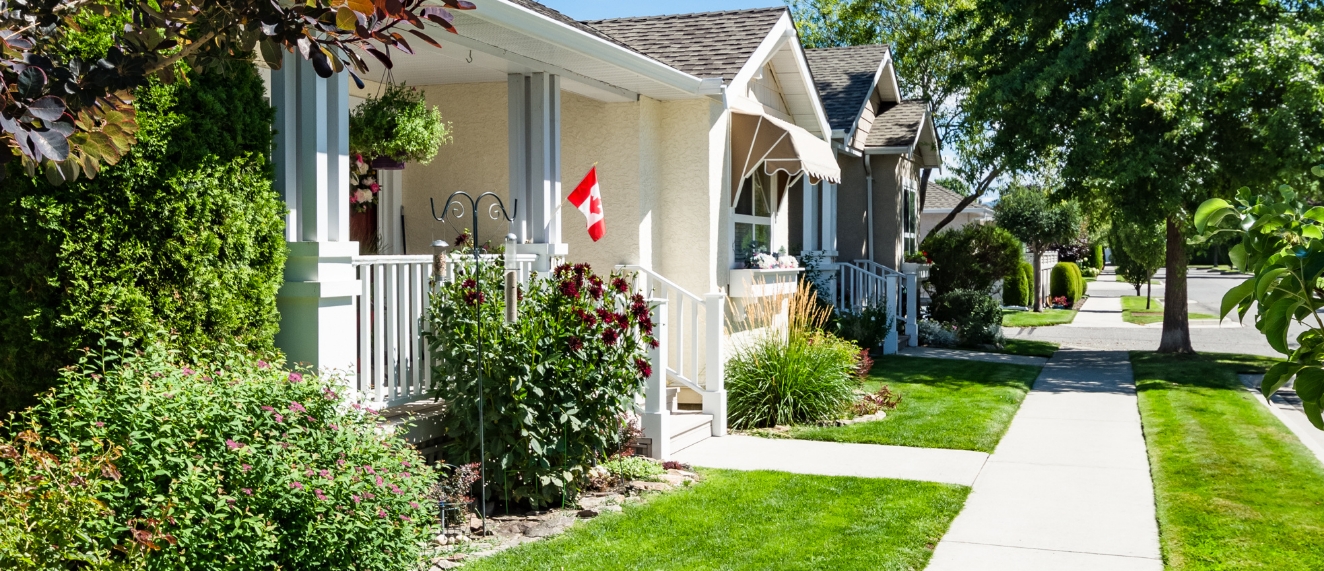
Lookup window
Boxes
[903,177,919,254]
[734,171,774,263]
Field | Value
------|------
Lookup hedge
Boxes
[1049,262,1085,305]
[0,66,285,412]
[1002,261,1034,307]
[922,224,1023,298]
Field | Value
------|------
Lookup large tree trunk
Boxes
[1032,247,1043,312]
[1158,217,1194,353]
[918,168,932,212]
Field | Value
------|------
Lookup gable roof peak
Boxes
[581,7,790,81]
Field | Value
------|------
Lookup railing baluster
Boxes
[373,263,386,405]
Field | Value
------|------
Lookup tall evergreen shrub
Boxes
[0,67,285,412]
[922,224,1024,297]
[1049,262,1083,304]
[1002,261,1033,307]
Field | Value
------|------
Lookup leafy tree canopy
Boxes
[0,0,474,186]
[994,184,1081,311]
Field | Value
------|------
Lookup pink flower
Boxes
[257,360,269,369]
[242,464,252,472]
[363,465,376,475]
[306,415,315,423]
[323,388,338,400]
[225,439,244,451]
[305,469,315,477]
[290,481,304,490]
[329,423,339,431]
[375,475,384,486]
[314,489,328,501]
[261,405,274,412]
[351,494,361,504]
[242,488,253,496]
[351,402,362,410]
[320,469,332,480]
[409,501,420,509]
[279,441,289,450]
[288,402,306,414]
[336,459,346,467]
[274,414,284,423]
[93,421,104,428]
[181,367,195,376]
[363,492,375,500]
[400,515,412,522]
[288,372,303,383]
[401,460,411,468]
[377,509,387,519]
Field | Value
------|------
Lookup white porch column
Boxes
[272,54,361,374]
[642,299,671,460]
[703,293,727,437]
[508,72,567,271]
[822,182,837,253]
[802,178,818,252]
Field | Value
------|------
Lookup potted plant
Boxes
[902,251,933,280]
[348,83,451,170]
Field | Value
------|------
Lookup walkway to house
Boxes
[672,435,988,486]
[925,349,1162,570]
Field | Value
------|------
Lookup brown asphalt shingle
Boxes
[583,7,788,80]
[924,183,965,210]
[866,100,927,148]
[805,45,889,133]
[507,0,651,56]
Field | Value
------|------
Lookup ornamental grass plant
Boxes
[2,340,436,571]
[726,288,864,429]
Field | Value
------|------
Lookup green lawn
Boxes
[1116,274,1162,284]
[1002,339,1059,358]
[465,469,969,571]
[1121,296,1217,325]
[1132,352,1324,570]
[787,355,1041,452]
[1003,308,1077,327]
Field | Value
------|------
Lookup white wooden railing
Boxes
[617,265,727,454]
[835,260,919,352]
[354,256,435,408]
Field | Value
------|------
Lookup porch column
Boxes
[508,72,567,271]
[802,178,818,252]
[272,53,361,375]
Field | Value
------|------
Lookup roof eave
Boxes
[729,12,833,140]
[843,49,891,149]
[479,0,707,95]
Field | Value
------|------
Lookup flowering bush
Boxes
[6,341,436,571]
[747,252,799,270]
[427,262,652,508]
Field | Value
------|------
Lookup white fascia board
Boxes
[843,49,891,149]
[729,14,833,140]
[475,0,706,95]
[917,110,943,167]
[864,145,913,155]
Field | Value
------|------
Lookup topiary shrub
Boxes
[1050,262,1083,305]
[1091,243,1106,269]
[921,224,1024,298]
[0,66,285,413]
[727,289,863,429]
[6,340,435,571]
[428,262,652,509]
[1002,261,1034,307]
[930,289,1004,346]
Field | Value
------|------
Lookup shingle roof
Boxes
[865,100,927,148]
[508,0,646,55]
[804,45,889,133]
[582,8,788,80]
[924,183,965,210]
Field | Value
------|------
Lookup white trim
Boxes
[728,13,833,140]
[439,31,639,102]
[474,0,707,95]
[842,50,894,149]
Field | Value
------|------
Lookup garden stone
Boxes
[600,504,623,513]
[433,561,459,570]
[659,472,688,486]
[524,515,575,537]
[577,508,599,518]
[628,480,672,492]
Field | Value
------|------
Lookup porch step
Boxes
[671,412,713,454]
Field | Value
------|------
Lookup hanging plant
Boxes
[348,83,451,169]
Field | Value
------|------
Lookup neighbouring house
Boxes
[919,182,994,240]
[799,44,942,274]
[263,2,842,459]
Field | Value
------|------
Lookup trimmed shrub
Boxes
[6,341,435,571]
[918,319,959,348]
[727,289,863,429]
[1002,261,1034,307]
[930,289,1004,346]
[1050,262,1084,305]
[1091,243,1106,269]
[427,262,652,509]
[922,224,1024,297]
[0,67,285,413]
[835,302,892,351]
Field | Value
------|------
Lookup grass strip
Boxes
[787,355,1040,452]
[1002,308,1077,327]
[465,469,969,571]
[1122,296,1217,325]
[1132,352,1324,570]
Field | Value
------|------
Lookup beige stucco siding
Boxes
[835,154,869,262]
[872,154,904,270]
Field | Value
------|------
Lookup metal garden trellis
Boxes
[430,191,517,532]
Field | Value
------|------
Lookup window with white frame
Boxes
[902,177,919,254]
[734,170,774,264]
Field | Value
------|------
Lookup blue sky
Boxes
[542,0,784,20]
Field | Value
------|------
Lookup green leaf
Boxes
[1220,277,1254,321]
[1262,361,1305,398]
[1305,226,1324,240]
[1254,268,1288,302]
[1296,367,1324,403]
[1304,400,1324,430]
[1304,207,1324,224]
[1262,298,1301,354]
[1228,243,1248,272]
[1194,198,1235,233]
[1313,165,1324,179]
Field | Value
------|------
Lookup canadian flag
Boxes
[568,166,605,241]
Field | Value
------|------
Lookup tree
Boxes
[1111,218,1166,308]
[962,0,1324,353]
[920,222,1023,298]
[0,0,473,185]
[993,185,1081,312]
[1195,166,1324,427]
[790,0,1002,231]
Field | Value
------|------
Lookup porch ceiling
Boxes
[355,2,708,104]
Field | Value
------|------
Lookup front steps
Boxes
[671,411,713,454]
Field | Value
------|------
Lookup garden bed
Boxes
[1132,352,1324,570]
[753,355,1041,452]
[458,469,968,571]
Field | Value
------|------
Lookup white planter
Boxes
[728,268,803,298]
[901,262,932,281]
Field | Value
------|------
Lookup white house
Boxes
[265,2,842,458]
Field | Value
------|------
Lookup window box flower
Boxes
[729,268,804,298]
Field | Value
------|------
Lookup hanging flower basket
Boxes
[349,82,451,170]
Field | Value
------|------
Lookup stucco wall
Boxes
[873,154,904,270]
[835,154,869,262]
[829,152,908,269]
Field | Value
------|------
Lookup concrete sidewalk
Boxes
[672,435,989,486]
[925,349,1162,571]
